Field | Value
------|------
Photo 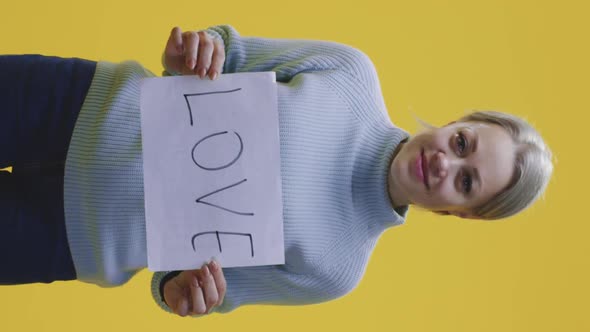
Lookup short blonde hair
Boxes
[458,111,553,220]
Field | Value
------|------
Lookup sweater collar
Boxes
[352,118,410,233]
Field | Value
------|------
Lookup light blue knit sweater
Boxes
[63,25,409,315]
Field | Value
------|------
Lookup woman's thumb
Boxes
[166,27,183,56]
[165,276,190,316]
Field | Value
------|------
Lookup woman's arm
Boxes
[151,263,352,317]
[163,25,381,89]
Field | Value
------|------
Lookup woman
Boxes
[0,25,553,318]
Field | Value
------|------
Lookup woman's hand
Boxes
[163,26,225,79]
[163,260,227,317]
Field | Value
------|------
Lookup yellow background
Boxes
[1,0,586,331]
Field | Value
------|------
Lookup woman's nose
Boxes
[431,151,450,179]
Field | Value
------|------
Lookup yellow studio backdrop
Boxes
[0,0,586,331]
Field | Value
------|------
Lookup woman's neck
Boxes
[387,141,411,209]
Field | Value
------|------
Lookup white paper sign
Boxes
[140,72,284,272]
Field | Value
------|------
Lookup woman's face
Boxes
[389,121,517,218]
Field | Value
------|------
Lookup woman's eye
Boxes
[461,173,473,194]
[456,132,468,155]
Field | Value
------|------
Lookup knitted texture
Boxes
[63,25,409,315]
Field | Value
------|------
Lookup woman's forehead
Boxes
[467,122,516,207]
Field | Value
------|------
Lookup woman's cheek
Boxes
[436,182,459,207]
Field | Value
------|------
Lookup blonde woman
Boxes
[0,25,553,318]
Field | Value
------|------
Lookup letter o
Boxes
[191,131,244,170]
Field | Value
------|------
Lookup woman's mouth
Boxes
[421,149,430,190]
[414,149,430,190]
[414,150,425,187]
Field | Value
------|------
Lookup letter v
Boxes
[195,178,255,216]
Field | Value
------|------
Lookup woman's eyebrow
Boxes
[472,130,479,154]
[468,127,483,192]
[469,128,482,195]
[473,166,483,195]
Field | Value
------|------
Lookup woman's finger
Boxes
[189,274,207,315]
[164,277,185,316]
[176,292,190,317]
[208,39,225,80]
[196,31,214,78]
[165,26,183,56]
[182,31,199,73]
[200,265,220,312]
[208,260,226,306]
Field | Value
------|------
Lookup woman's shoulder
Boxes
[314,45,388,124]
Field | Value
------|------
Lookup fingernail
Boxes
[211,72,218,80]
[209,260,217,270]
[200,68,207,78]
[203,264,209,276]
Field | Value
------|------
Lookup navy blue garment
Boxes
[0,54,96,285]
